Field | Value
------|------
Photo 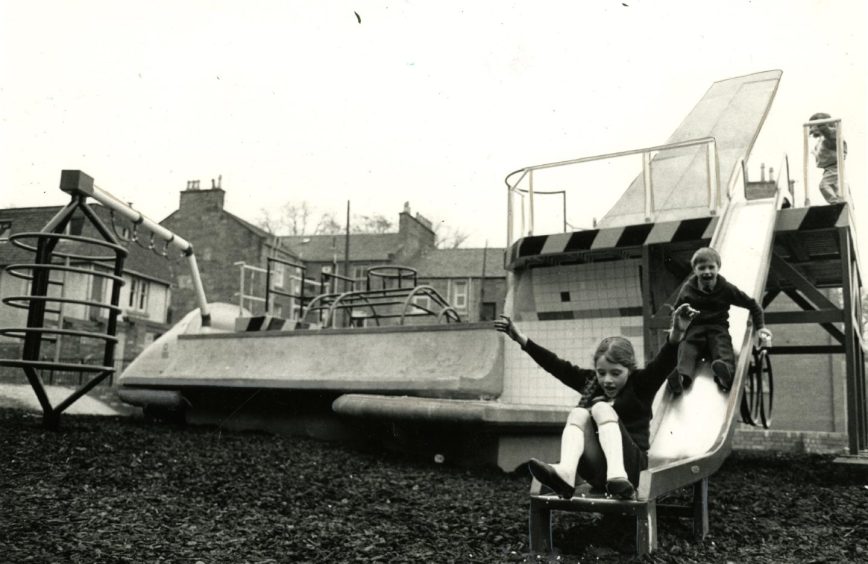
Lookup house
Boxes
[160,180,301,319]
[0,204,173,377]
[280,206,436,294]
[404,247,507,322]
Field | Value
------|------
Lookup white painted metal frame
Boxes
[505,137,720,246]
[86,182,211,324]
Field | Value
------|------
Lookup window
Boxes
[0,221,10,241]
[451,279,468,311]
[481,302,497,321]
[352,264,369,284]
[272,262,285,288]
[128,278,150,312]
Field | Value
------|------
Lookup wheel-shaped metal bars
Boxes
[0,197,127,428]
[301,284,462,329]
[740,347,774,428]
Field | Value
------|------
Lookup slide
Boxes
[637,182,786,500]
[597,70,782,229]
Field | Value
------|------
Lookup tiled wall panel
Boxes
[503,260,645,406]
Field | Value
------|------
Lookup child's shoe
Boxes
[666,372,684,396]
[605,477,636,500]
[712,360,733,392]
[528,458,575,499]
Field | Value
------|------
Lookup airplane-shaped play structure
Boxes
[1,70,864,556]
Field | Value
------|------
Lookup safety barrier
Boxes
[504,137,720,246]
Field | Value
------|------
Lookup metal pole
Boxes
[480,240,488,321]
[836,121,845,204]
[344,200,351,291]
[528,170,535,236]
[53,222,71,369]
[803,126,810,206]
[562,191,567,233]
[60,170,211,324]
[643,151,653,221]
[506,184,514,247]
[706,142,716,214]
[237,262,245,315]
[265,258,272,315]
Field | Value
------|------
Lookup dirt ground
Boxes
[1,402,866,564]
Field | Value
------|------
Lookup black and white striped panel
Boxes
[774,203,848,232]
[508,216,718,266]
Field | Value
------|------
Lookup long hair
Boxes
[578,336,637,407]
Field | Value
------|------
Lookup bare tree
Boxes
[352,214,392,234]
[433,222,470,249]
[315,212,343,235]
[257,201,318,235]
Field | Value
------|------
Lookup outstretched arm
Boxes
[494,315,594,391]
[636,303,698,397]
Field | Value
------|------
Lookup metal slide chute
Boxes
[639,161,788,499]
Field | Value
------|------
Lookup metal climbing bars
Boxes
[301,266,460,328]
[0,170,210,427]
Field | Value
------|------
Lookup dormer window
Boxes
[0,221,11,241]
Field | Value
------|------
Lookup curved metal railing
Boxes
[301,282,461,329]
[0,199,127,428]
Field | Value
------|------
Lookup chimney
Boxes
[180,178,225,211]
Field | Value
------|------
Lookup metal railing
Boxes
[301,266,460,329]
[234,259,319,319]
[504,137,720,246]
[62,171,212,325]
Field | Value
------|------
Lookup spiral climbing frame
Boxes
[0,186,127,428]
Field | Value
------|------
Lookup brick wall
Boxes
[763,289,846,433]
[161,187,295,318]
[734,426,847,454]
[395,212,435,263]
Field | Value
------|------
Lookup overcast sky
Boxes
[1,0,865,252]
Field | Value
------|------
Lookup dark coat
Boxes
[521,339,678,451]
[675,274,764,329]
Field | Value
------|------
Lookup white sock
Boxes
[597,420,627,481]
[552,422,584,486]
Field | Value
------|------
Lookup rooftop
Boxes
[0,204,173,283]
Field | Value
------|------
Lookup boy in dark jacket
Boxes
[668,247,773,395]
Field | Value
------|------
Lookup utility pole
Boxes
[344,201,351,285]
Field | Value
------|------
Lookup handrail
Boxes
[59,170,212,326]
[802,117,846,207]
[707,156,746,247]
[505,137,720,245]
[265,256,307,317]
